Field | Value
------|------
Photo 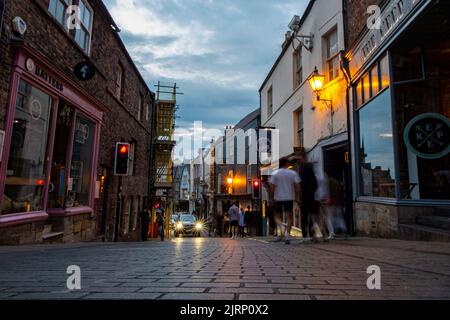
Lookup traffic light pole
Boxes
[113,176,123,242]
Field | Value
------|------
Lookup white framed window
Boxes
[74,0,94,55]
[48,0,72,27]
[115,63,124,100]
[325,28,339,82]
[267,86,273,118]
[294,108,304,148]
[293,48,303,88]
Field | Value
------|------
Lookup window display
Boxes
[1,80,54,214]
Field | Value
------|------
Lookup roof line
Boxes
[259,0,316,92]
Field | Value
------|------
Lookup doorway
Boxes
[323,143,354,235]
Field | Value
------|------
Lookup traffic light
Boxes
[114,142,130,176]
[252,179,261,199]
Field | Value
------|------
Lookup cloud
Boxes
[104,0,308,134]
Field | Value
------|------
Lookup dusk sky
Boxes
[103,0,308,134]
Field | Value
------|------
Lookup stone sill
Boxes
[47,207,93,217]
[0,211,49,228]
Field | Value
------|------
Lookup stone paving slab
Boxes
[0,237,449,300]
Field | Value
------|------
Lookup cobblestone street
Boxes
[0,237,449,300]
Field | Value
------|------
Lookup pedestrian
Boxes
[207,214,215,237]
[269,157,301,244]
[156,209,165,241]
[320,169,347,240]
[239,207,246,237]
[140,207,151,241]
[297,158,318,242]
[244,206,253,236]
[228,201,240,239]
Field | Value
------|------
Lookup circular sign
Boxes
[30,99,42,120]
[74,61,96,81]
[403,113,450,159]
[26,58,35,73]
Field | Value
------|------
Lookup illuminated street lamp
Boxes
[308,66,333,114]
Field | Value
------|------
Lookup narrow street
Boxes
[1,238,449,300]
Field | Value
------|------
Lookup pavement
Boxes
[0,236,449,300]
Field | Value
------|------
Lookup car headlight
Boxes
[176,223,183,230]
[195,223,203,230]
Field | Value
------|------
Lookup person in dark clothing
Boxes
[299,161,318,240]
[244,206,253,236]
[156,210,165,241]
[140,208,151,241]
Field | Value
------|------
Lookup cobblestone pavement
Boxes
[0,237,449,300]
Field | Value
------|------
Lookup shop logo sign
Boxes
[404,113,450,159]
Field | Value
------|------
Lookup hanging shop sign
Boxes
[74,61,96,81]
[404,113,450,160]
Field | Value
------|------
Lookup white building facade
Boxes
[259,0,353,233]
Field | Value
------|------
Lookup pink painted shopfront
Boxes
[0,44,106,230]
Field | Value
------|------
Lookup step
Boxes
[42,232,64,241]
[398,224,450,242]
[416,216,450,231]
[434,207,450,218]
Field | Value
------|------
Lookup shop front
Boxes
[347,0,450,239]
[0,44,105,244]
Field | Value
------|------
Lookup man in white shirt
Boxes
[269,157,301,244]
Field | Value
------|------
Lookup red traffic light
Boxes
[119,145,129,154]
[253,180,260,187]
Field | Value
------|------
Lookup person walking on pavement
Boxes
[244,206,253,236]
[269,157,301,244]
[228,201,240,239]
[156,209,165,241]
[140,207,151,241]
[238,207,246,238]
[295,157,318,242]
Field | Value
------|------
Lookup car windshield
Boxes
[180,215,196,223]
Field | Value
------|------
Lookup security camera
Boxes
[12,17,27,36]
[288,15,301,32]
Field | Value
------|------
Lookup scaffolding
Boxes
[152,82,181,189]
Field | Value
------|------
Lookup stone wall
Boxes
[354,201,399,238]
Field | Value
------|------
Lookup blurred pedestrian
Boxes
[269,157,301,245]
[298,160,318,242]
[239,207,246,237]
[244,206,253,236]
[156,209,165,242]
[228,201,240,239]
[140,207,151,241]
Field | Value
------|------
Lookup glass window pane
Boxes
[394,80,450,200]
[2,80,54,215]
[47,102,74,208]
[49,0,57,16]
[66,116,95,207]
[356,80,363,108]
[363,73,371,102]
[371,64,380,96]
[380,55,390,89]
[55,1,65,25]
[75,29,86,49]
[359,89,396,198]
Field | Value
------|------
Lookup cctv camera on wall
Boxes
[12,17,27,36]
[288,15,301,32]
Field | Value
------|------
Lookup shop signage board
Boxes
[404,113,450,160]
[74,61,96,81]
[349,0,429,77]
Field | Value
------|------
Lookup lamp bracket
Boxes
[292,33,314,52]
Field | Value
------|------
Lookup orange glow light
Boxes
[120,145,128,154]
[37,179,45,186]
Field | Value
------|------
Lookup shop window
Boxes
[1,80,54,215]
[66,116,95,207]
[394,80,450,200]
[370,65,380,96]
[355,55,389,109]
[355,80,363,108]
[392,46,424,83]
[47,103,75,208]
[358,89,396,198]
[380,55,390,90]
[362,73,371,103]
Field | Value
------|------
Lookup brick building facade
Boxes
[0,0,154,244]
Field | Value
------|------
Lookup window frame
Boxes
[267,86,273,118]
[74,0,94,55]
[293,48,303,89]
[324,28,340,82]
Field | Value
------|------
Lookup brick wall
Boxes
[0,0,154,244]
[345,0,386,48]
